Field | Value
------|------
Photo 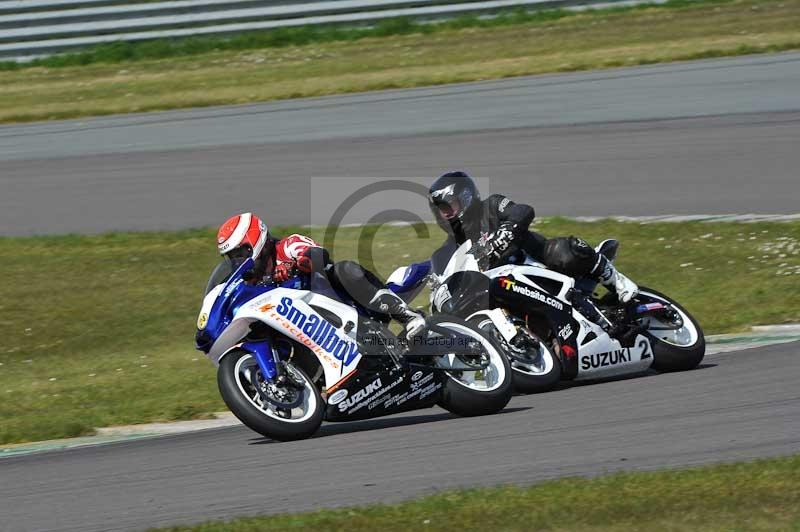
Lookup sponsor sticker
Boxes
[411,372,434,390]
[197,312,208,330]
[339,376,385,413]
[382,374,441,410]
[328,388,348,405]
[433,284,452,310]
[559,323,573,340]
[275,297,360,366]
[501,278,564,311]
[580,349,630,370]
[411,370,424,382]
[580,340,652,370]
[223,278,243,297]
[366,377,404,411]
[636,302,666,313]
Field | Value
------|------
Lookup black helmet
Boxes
[428,171,481,230]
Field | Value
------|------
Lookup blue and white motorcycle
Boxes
[195,257,512,441]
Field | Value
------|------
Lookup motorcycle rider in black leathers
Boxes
[428,171,639,328]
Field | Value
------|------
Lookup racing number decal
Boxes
[638,339,652,360]
[581,337,653,371]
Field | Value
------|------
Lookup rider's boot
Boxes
[369,289,426,337]
[591,255,639,303]
[579,255,639,344]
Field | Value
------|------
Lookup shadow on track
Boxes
[248,406,532,445]
[550,363,718,390]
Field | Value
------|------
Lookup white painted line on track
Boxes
[707,337,800,355]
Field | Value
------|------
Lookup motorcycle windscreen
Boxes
[204,260,234,296]
[439,270,492,316]
[431,239,459,275]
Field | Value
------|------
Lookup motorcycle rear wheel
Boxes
[637,287,706,372]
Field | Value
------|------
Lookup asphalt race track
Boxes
[1,343,799,531]
[2,53,800,531]
[2,52,800,235]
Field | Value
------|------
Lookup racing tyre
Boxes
[428,315,513,416]
[469,316,561,394]
[637,287,705,372]
[218,349,324,441]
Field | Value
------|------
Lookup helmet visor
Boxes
[433,198,463,221]
[223,244,253,269]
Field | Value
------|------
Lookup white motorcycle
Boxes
[388,239,705,393]
[195,256,513,441]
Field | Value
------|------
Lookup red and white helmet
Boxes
[216,213,270,260]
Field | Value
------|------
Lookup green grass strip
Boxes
[154,454,800,531]
[1,219,799,444]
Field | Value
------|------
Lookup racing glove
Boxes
[488,221,521,259]
[273,262,294,283]
[274,250,314,282]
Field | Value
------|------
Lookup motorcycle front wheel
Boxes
[218,349,324,441]
[426,315,513,416]
[470,316,561,394]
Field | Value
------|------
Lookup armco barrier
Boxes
[0,0,640,61]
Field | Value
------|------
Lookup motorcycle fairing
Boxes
[229,288,363,390]
[387,260,432,303]
[487,270,656,380]
[486,263,573,303]
[196,258,273,354]
[324,366,443,422]
[489,274,581,379]
[574,334,654,380]
[199,271,363,390]
[436,270,492,316]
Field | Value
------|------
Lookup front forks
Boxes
[479,308,519,344]
[241,340,278,381]
[242,340,306,410]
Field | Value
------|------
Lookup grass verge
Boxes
[154,454,800,531]
[0,0,736,71]
[1,0,799,123]
[2,219,800,444]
